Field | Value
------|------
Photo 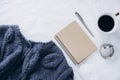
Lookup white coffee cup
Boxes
[97,13,118,34]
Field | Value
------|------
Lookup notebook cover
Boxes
[55,21,97,64]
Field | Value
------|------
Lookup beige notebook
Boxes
[55,21,97,64]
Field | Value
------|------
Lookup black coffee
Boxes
[98,15,115,32]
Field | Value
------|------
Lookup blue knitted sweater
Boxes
[0,25,73,80]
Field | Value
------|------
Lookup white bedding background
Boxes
[0,0,120,80]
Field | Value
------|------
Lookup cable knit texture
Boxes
[0,25,73,80]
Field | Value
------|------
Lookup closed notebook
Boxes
[55,21,97,64]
